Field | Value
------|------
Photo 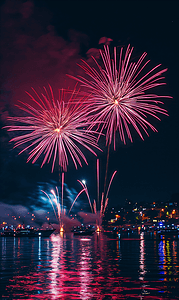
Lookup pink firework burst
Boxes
[6,86,101,172]
[70,45,172,149]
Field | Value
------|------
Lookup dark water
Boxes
[0,232,179,299]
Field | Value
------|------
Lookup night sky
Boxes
[0,0,179,217]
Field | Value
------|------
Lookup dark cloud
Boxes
[98,37,113,45]
[0,0,89,106]
[0,0,91,210]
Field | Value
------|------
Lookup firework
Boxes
[68,186,87,214]
[70,45,172,149]
[42,178,83,232]
[5,86,101,172]
[71,159,117,227]
[42,184,64,231]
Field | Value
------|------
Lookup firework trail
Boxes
[42,181,83,232]
[5,86,101,172]
[77,179,94,213]
[68,187,86,214]
[70,45,172,149]
[71,159,117,227]
[42,186,65,231]
[41,189,61,223]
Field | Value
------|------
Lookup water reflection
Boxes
[0,233,179,299]
[139,232,146,281]
[79,238,92,299]
[158,238,165,279]
[38,236,41,260]
[49,234,63,299]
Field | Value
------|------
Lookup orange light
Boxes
[55,128,61,133]
[60,227,64,232]
[114,99,118,105]
[96,226,100,232]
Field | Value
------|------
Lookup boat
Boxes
[155,228,179,236]
[0,228,15,237]
[72,226,95,236]
[73,230,94,236]
[1,227,55,237]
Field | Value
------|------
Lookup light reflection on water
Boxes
[0,233,179,299]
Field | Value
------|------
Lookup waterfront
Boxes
[0,233,179,299]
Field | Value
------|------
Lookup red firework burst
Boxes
[70,45,172,149]
[5,86,101,172]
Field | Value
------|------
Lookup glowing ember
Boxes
[96,226,100,232]
[114,99,118,105]
[54,127,61,133]
[60,226,64,233]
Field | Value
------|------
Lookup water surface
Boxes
[0,232,179,299]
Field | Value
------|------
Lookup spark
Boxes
[5,86,101,172]
[42,186,64,229]
[70,45,172,149]
[73,159,117,222]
